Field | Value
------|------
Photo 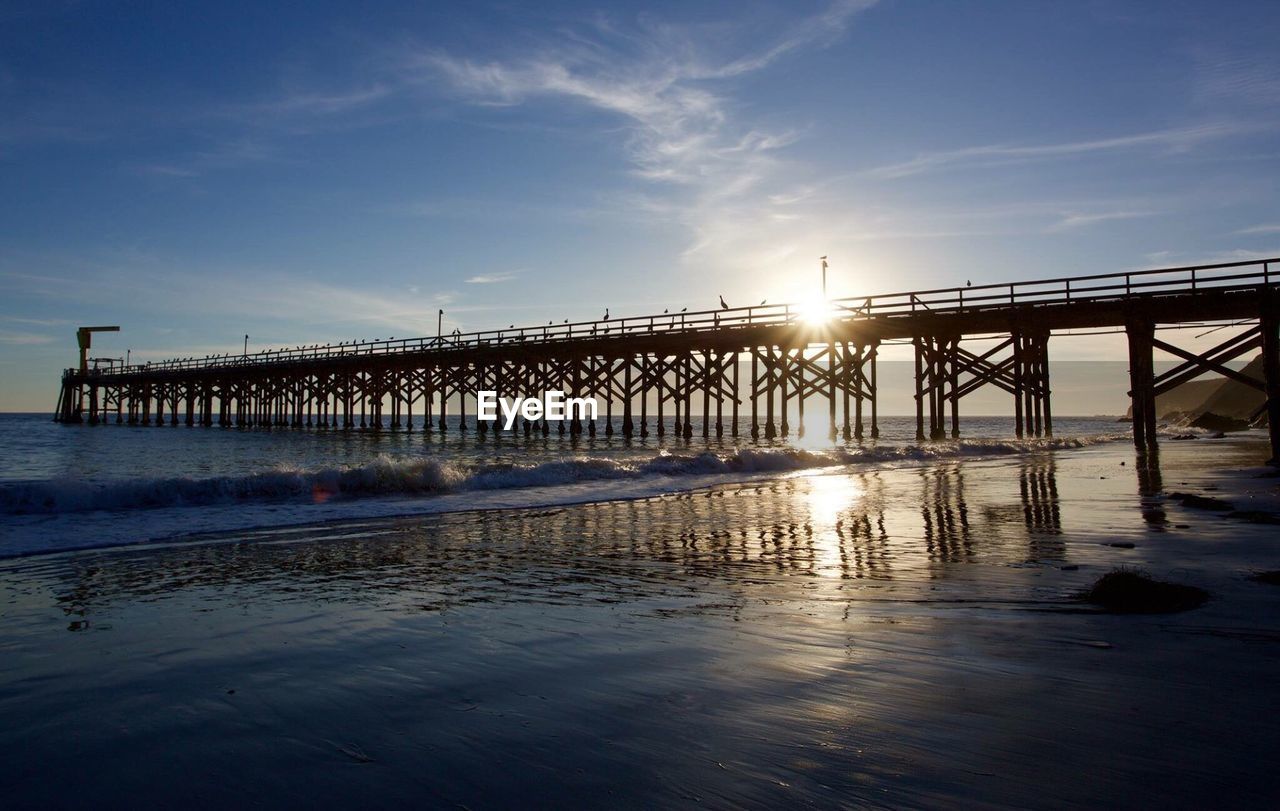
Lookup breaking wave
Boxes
[0,434,1127,517]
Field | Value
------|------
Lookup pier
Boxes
[55,258,1280,460]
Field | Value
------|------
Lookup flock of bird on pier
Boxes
[132,293,763,368]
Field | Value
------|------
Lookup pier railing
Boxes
[76,257,1276,378]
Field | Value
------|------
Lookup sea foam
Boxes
[0,434,1128,517]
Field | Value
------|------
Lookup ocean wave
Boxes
[0,434,1128,516]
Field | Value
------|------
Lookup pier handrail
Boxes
[77,257,1278,378]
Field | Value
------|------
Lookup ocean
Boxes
[0,412,1129,558]
[5,411,1280,806]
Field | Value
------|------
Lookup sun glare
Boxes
[795,296,838,324]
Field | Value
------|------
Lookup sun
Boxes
[794,295,838,324]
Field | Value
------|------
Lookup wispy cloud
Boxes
[241,84,394,119]
[1129,247,1280,269]
[2,251,461,340]
[1235,223,1280,235]
[134,138,279,179]
[1047,210,1156,232]
[1,315,71,327]
[465,271,522,284]
[414,2,877,267]
[0,329,55,345]
[797,196,1168,243]
[393,197,600,224]
[693,0,877,79]
[865,122,1259,180]
[418,52,777,186]
[1193,50,1280,109]
[129,83,397,178]
[213,279,457,334]
[0,79,125,152]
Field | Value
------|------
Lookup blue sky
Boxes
[2,0,1279,410]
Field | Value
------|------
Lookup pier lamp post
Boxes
[243,334,248,356]
[820,255,828,299]
[438,309,443,341]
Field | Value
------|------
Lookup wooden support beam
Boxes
[948,336,960,438]
[1127,317,1157,451]
[622,360,634,438]
[764,348,776,439]
[778,347,789,438]
[1151,328,1260,393]
[731,352,739,437]
[1152,331,1265,395]
[1262,291,1280,465]
[704,350,717,437]
[869,341,879,439]
[640,355,650,437]
[914,337,926,441]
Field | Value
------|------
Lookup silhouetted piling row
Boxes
[53,343,883,441]
[55,259,1280,461]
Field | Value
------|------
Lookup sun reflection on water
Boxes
[799,472,864,575]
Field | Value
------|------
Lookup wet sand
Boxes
[2,438,1280,808]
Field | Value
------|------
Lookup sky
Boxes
[2,0,1279,411]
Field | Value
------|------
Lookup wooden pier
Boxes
[55,258,1280,461]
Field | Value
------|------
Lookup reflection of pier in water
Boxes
[1136,448,1167,527]
[40,463,1077,627]
[1019,459,1061,535]
[920,467,973,566]
[1020,459,1065,560]
[835,474,892,581]
[55,259,1280,463]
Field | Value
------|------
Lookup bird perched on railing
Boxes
[720,295,729,309]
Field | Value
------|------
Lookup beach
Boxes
[3,431,1279,808]
[7,2,1280,807]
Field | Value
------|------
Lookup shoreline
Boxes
[0,425,1193,561]
[3,435,1279,807]
[4,426,1272,565]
